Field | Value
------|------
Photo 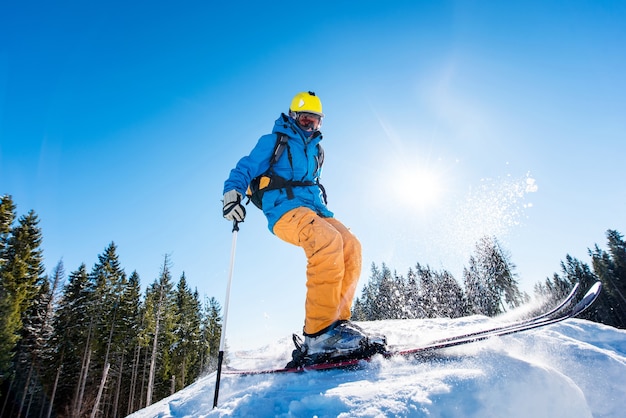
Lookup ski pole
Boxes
[213,220,239,409]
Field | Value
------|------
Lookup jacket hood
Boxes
[272,113,322,142]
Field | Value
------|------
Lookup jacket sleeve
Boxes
[223,133,277,195]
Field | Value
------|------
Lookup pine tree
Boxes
[0,195,18,377]
[40,260,64,418]
[374,264,396,319]
[416,264,437,318]
[50,264,93,416]
[10,260,64,417]
[543,255,602,325]
[415,264,466,319]
[0,207,46,412]
[171,273,202,390]
[404,268,423,319]
[144,255,176,406]
[464,255,498,316]
[464,236,523,316]
[123,271,145,416]
[107,269,142,417]
[14,278,50,416]
[352,263,383,321]
[88,242,127,417]
[589,230,626,328]
[435,270,468,318]
[200,297,222,373]
[90,242,127,366]
[0,195,15,268]
[381,269,404,320]
[355,263,390,320]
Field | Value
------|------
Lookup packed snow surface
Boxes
[129,317,626,418]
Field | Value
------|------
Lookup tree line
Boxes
[353,231,626,331]
[0,195,223,418]
[535,229,626,328]
[353,235,529,321]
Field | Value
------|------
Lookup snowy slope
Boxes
[128,317,626,418]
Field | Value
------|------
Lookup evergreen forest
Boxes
[0,196,222,418]
[2,194,625,417]
[353,232,626,330]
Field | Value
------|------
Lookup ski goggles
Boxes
[295,112,323,131]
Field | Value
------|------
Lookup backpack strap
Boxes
[269,133,289,167]
[247,132,327,209]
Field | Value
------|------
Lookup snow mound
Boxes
[128,318,626,418]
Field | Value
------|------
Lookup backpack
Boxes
[246,133,326,210]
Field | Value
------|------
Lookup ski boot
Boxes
[286,320,387,368]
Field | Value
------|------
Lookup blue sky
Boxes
[2,1,625,349]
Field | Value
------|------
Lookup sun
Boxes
[390,164,446,212]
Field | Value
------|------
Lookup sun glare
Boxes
[391,165,445,212]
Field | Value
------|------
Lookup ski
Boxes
[224,281,601,376]
[423,281,580,347]
[394,281,601,357]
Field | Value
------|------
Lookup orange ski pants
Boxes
[273,207,362,335]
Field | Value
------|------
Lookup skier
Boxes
[222,91,383,364]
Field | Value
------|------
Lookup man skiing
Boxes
[222,91,383,365]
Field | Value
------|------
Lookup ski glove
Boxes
[223,190,246,222]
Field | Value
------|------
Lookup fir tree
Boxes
[589,230,626,328]
[374,263,396,319]
[201,297,222,373]
[404,268,423,319]
[50,264,93,416]
[172,273,202,390]
[0,195,15,269]
[0,195,17,377]
[415,264,466,319]
[144,255,176,406]
[537,255,598,325]
[464,236,523,316]
[4,259,63,418]
[416,264,437,318]
[464,255,498,316]
[352,263,381,321]
[434,269,468,318]
[124,271,145,416]
[38,260,65,417]
[107,269,142,418]
[13,273,54,417]
[88,242,128,417]
[0,207,45,398]
[355,263,394,320]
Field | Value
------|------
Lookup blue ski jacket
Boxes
[224,113,333,233]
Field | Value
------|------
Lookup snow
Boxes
[128,317,626,418]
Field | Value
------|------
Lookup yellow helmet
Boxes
[289,91,324,117]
